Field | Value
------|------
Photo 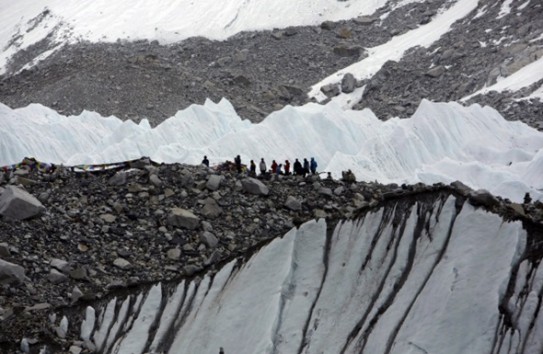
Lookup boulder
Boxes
[469,189,499,208]
[149,174,162,187]
[320,21,336,30]
[333,46,361,57]
[201,198,223,219]
[167,208,200,229]
[425,66,445,78]
[50,258,70,273]
[0,243,10,258]
[108,171,128,186]
[0,185,45,220]
[99,214,116,223]
[48,269,68,284]
[0,258,25,284]
[451,180,472,196]
[284,196,302,211]
[241,178,269,196]
[341,73,357,93]
[113,258,131,270]
[354,16,377,25]
[167,248,182,260]
[206,175,223,191]
[200,231,219,249]
[320,83,340,98]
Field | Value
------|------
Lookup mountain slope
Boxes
[0,0,541,126]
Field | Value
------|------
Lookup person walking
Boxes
[310,157,317,175]
[259,158,267,176]
[234,155,242,173]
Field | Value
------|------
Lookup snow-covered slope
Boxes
[0,0,388,74]
[72,195,542,354]
[2,99,543,203]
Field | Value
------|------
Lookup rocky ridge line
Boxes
[0,158,542,352]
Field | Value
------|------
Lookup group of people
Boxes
[201,155,318,177]
[251,157,317,177]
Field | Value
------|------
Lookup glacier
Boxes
[2,99,543,203]
[71,193,543,354]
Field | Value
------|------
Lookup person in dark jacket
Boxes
[259,158,267,176]
[293,159,302,175]
[310,157,317,175]
[303,158,310,177]
[202,155,209,167]
[234,155,242,173]
[284,160,291,175]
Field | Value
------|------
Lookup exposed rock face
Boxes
[0,185,45,220]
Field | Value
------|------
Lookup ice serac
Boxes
[2,100,543,202]
[75,193,542,354]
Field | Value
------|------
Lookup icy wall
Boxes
[71,194,542,354]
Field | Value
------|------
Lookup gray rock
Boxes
[285,196,302,211]
[241,178,269,196]
[320,83,340,98]
[99,213,116,223]
[149,174,163,187]
[69,267,88,280]
[469,189,499,208]
[108,171,128,186]
[113,258,132,270]
[0,185,45,220]
[320,187,334,198]
[202,220,214,232]
[168,208,200,229]
[341,73,356,93]
[206,175,223,191]
[0,243,10,258]
[451,180,472,196]
[201,198,223,219]
[71,286,83,303]
[167,248,181,260]
[183,264,200,276]
[204,250,220,266]
[425,66,445,78]
[354,16,377,25]
[314,209,328,219]
[50,258,70,273]
[333,46,361,57]
[509,203,526,217]
[0,258,25,284]
[200,231,219,249]
[334,186,345,195]
[69,345,83,354]
[320,21,336,30]
[48,269,68,284]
